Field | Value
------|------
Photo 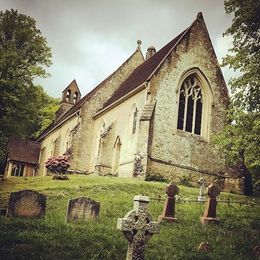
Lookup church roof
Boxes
[102,28,188,109]
[7,138,41,165]
[97,13,205,113]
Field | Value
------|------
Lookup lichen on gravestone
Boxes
[117,195,160,260]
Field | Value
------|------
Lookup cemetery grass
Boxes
[0,175,259,260]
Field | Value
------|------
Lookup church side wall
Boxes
[147,18,229,184]
[90,89,146,177]
[38,115,79,176]
[73,51,144,172]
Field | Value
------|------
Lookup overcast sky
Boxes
[0,0,235,98]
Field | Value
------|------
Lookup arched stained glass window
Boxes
[177,75,203,135]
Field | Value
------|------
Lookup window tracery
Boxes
[177,75,203,135]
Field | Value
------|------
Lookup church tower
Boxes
[55,79,81,122]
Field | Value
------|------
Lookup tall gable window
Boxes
[177,70,213,140]
[178,75,202,135]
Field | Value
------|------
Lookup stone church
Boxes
[3,13,245,193]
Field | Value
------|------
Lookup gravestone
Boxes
[197,177,206,202]
[6,189,46,218]
[159,184,179,222]
[197,242,212,252]
[200,184,220,224]
[117,195,160,260]
[66,197,100,222]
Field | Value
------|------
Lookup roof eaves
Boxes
[93,82,147,119]
[37,112,78,141]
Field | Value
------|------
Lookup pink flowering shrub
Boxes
[45,155,70,174]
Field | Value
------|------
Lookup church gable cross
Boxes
[117,195,160,260]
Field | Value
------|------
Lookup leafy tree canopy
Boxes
[215,0,260,194]
[0,9,57,170]
[223,0,260,112]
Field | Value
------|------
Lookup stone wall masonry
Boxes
[147,16,229,182]
[147,158,220,186]
[72,50,144,172]
[90,89,147,177]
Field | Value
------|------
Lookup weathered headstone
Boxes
[6,189,46,218]
[117,195,160,260]
[197,242,212,252]
[200,184,220,224]
[197,177,206,202]
[66,197,100,222]
[159,184,179,222]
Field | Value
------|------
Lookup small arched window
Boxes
[177,75,203,135]
[66,89,71,102]
[132,107,138,134]
[73,92,78,104]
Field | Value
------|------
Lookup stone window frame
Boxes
[129,104,138,135]
[176,68,213,141]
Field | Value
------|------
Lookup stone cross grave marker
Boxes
[197,177,206,202]
[159,184,179,222]
[200,183,220,224]
[6,189,46,218]
[66,197,100,222]
[117,195,160,260]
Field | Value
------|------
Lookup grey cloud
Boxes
[0,0,233,97]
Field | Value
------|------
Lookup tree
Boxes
[222,0,260,112]
[215,0,260,195]
[0,9,53,171]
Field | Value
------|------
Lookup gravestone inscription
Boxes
[6,189,46,218]
[66,197,100,222]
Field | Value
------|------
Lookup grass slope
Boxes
[0,175,259,260]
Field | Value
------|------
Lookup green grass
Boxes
[0,175,259,260]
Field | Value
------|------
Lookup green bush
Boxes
[45,156,70,175]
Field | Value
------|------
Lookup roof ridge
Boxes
[101,13,202,110]
[146,15,199,81]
